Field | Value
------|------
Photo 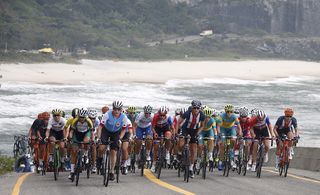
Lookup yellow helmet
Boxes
[127,106,137,113]
[224,104,234,112]
[203,108,213,117]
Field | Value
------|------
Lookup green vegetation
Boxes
[1,0,319,62]
[0,155,15,175]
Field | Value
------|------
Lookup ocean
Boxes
[0,76,319,155]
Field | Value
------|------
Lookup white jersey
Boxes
[47,117,66,131]
[135,112,153,128]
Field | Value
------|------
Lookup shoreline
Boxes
[1,59,320,84]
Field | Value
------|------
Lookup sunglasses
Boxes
[129,112,135,114]
[226,111,233,113]
[79,117,85,119]
[53,115,60,117]
[89,117,96,120]
[113,108,121,111]
[285,116,292,118]
[192,107,200,110]
[145,112,151,115]
[160,114,166,117]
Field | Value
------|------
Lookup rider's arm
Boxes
[132,123,137,136]
[97,125,103,139]
[237,123,242,137]
[197,121,205,134]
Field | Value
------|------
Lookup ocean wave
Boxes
[164,76,319,88]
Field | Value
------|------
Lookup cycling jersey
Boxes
[152,113,173,128]
[181,110,205,130]
[100,110,131,133]
[31,119,47,137]
[135,112,153,128]
[65,117,75,129]
[217,113,239,128]
[47,117,66,131]
[275,116,297,130]
[239,116,251,138]
[127,113,138,123]
[203,117,216,131]
[250,116,271,129]
[71,117,93,133]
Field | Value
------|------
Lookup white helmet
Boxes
[79,108,88,117]
[158,106,168,114]
[143,105,152,113]
[88,109,97,118]
[112,100,123,109]
[256,110,265,119]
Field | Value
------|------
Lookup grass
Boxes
[0,155,15,176]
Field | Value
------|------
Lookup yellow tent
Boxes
[38,48,54,54]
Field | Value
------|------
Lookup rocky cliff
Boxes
[173,0,320,36]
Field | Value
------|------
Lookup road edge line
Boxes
[144,169,196,195]
[11,173,32,195]
[263,168,320,184]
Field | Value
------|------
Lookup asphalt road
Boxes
[10,166,320,195]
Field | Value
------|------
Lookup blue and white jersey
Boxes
[135,112,153,128]
[100,111,130,133]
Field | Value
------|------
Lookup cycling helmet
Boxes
[42,112,50,120]
[143,105,152,113]
[61,110,65,117]
[71,108,79,118]
[284,107,294,117]
[88,109,98,118]
[224,104,234,112]
[191,100,202,108]
[78,108,88,117]
[234,106,241,114]
[175,108,182,115]
[158,106,168,114]
[250,108,258,116]
[212,109,219,117]
[201,105,208,111]
[52,109,62,115]
[112,100,123,109]
[203,108,213,117]
[127,106,137,113]
[102,105,109,113]
[181,107,188,115]
[239,108,249,117]
[256,110,265,119]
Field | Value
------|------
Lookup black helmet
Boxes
[71,108,79,118]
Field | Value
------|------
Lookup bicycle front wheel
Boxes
[75,152,81,186]
[53,147,59,181]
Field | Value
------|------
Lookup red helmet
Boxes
[42,112,50,120]
[284,107,294,117]
[102,106,109,114]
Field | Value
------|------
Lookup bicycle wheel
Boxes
[130,153,136,173]
[183,148,190,182]
[53,146,59,181]
[140,145,146,176]
[256,147,264,178]
[86,149,91,179]
[116,148,121,183]
[223,145,230,177]
[157,146,164,179]
[202,145,207,179]
[237,146,243,175]
[242,145,248,176]
[102,151,110,186]
[284,148,290,177]
[75,151,82,186]
[104,151,112,187]
[13,143,19,158]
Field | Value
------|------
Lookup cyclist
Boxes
[97,101,131,181]
[28,113,45,151]
[173,107,187,162]
[45,109,67,168]
[98,105,109,121]
[34,112,50,171]
[64,108,79,170]
[216,104,242,171]
[197,107,216,168]
[68,108,93,180]
[177,100,205,178]
[88,109,100,173]
[273,107,299,170]
[249,109,274,172]
[238,107,253,170]
[150,106,174,172]
[122,106,137,174]
[133,105,153,168]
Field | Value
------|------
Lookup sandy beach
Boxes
[1,60,320,84]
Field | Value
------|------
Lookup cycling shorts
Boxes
[198,129,214,145]
[101,127,120,150]
[49,129,64,141]
[136,126,152,140]
[182,128,198,144]
[220,126,237,141]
